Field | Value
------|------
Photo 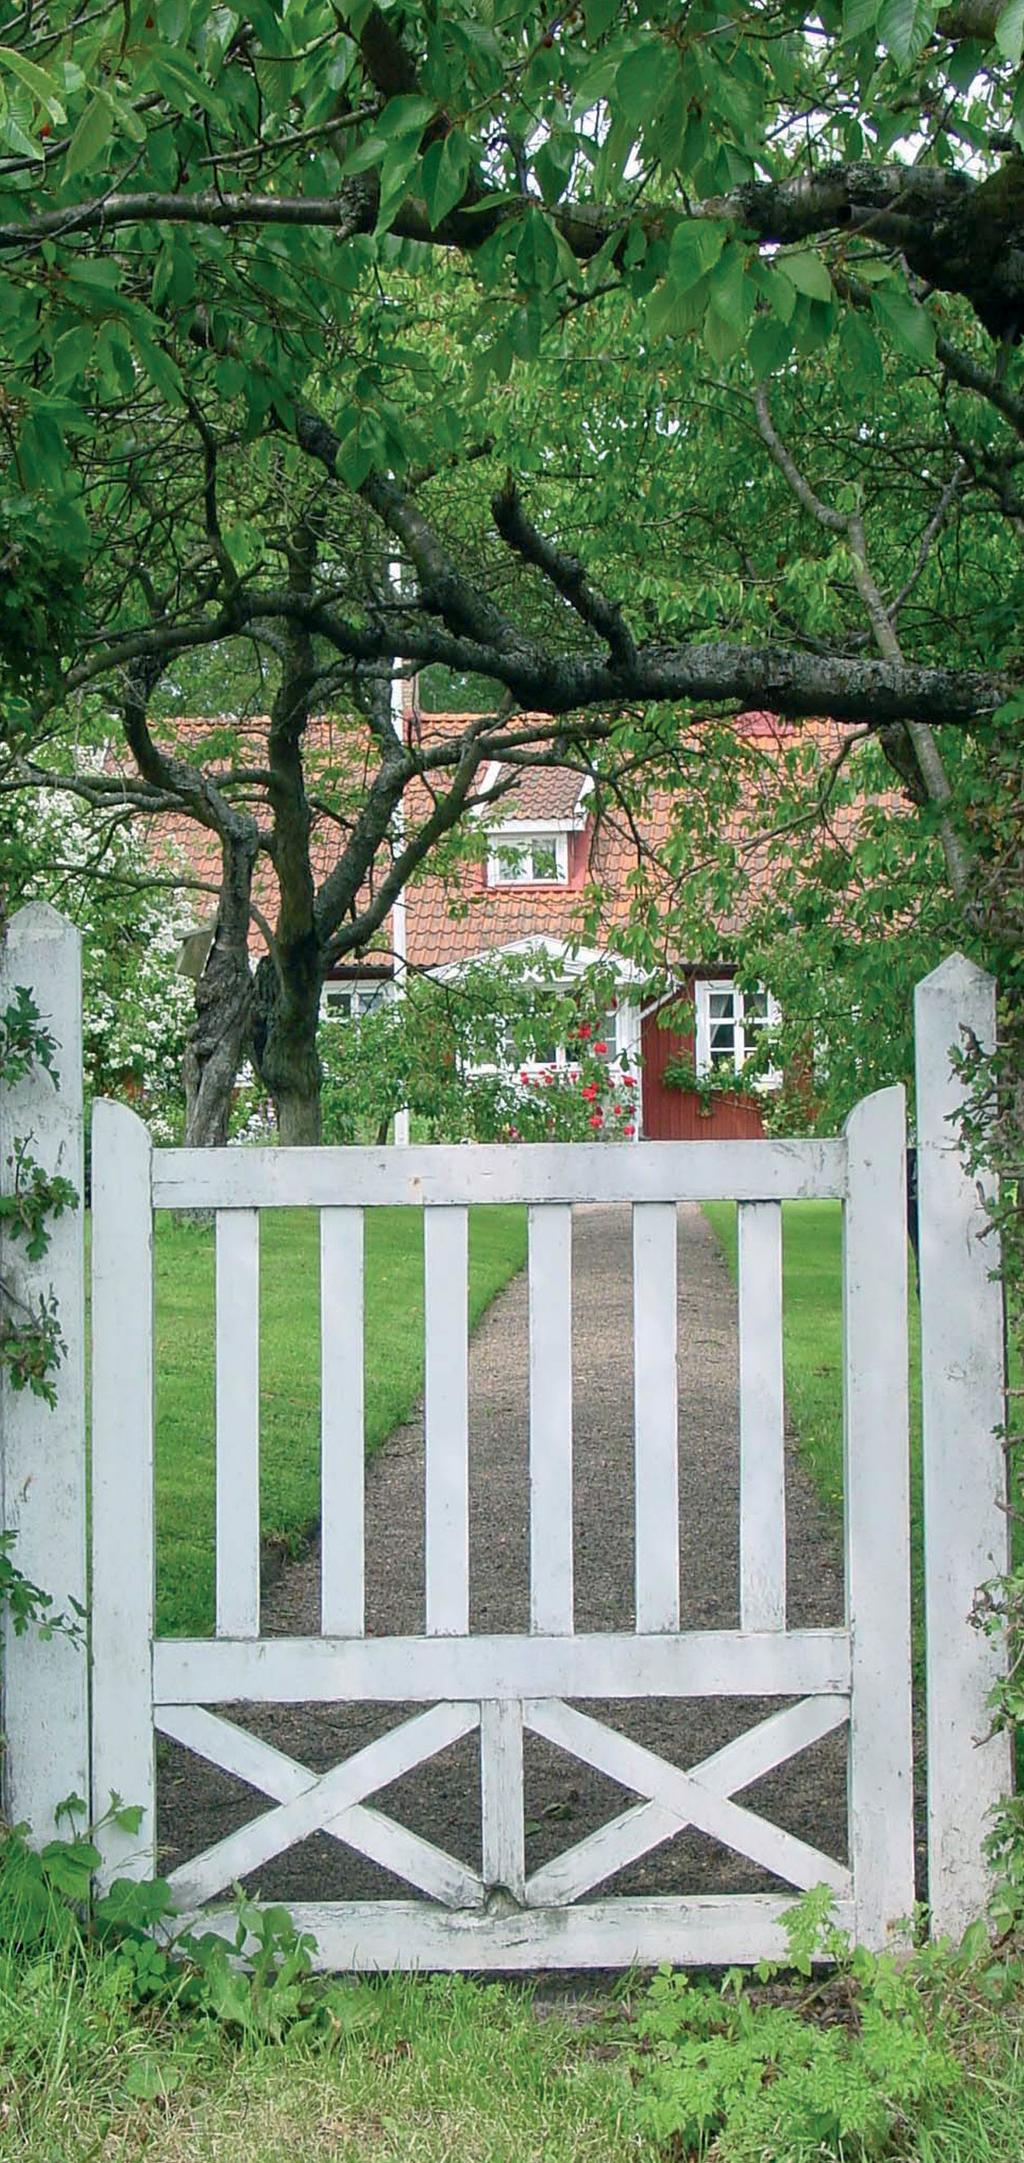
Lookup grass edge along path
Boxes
[153,1205,527,1638]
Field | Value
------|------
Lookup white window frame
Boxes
[321,978,392,1023]
[694,979,781,1089]
[486,827,570,887]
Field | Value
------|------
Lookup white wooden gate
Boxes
[90,1087,915,1970]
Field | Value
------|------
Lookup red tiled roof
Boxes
[114,709,899,971]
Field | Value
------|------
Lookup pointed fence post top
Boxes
[914,951,996,1028]
[3,899,82,951]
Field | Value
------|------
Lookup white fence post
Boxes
[843,1085,916,1947]
[915,953,1011,1940]
[0,903,88,1838]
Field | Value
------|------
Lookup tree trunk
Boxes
[183,832,257,1147]
[250,944,323,1144]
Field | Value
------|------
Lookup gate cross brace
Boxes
[158,1690,850,1916]
[158,1700,483,1911]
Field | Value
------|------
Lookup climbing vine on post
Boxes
[0,986,77,1404]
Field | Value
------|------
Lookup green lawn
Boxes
[152,1206,527,1636]
[703,1201,927,1684]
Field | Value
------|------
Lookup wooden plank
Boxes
[215,1209,261,1638]
[738,1202,786,1631]
[480,1700,525,1901]
[526,1694,850,1907]
[843,1086,916,1948]
[424,1206,469,1636]
[320,1209,365,1636]
[915,957,1012,1940]
[153,1137,847,1212]
[90,1101,156,1886]
[0,905,88,1839]
[633,1202,679,1632]
[529,1205,574,1634]
[166,1700,480,1909]
[156,1706,482,1908]
[525,1698,851,1896]
[155,1626,852,1706]
[174,1894,858,1973]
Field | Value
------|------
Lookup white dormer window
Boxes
[695,980,781,1087]
[487,831,569,886]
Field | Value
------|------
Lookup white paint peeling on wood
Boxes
[90,1100,156,1885]
[173,1893,858,1973]
[215,1210,260,1638]
[152,1137,847,1212]
[843,1086,916,1948]
[154,1627,852,1705]
[525,1693,850,1906]
[915,955,1011,1941]
[738,1203,786,1631]
[157,1704,482,1907]
[525,1698,850,1895]
[0,905,88,1839]
[480,1698,526,1900]
[633,1202,680,1632]
[165,1700,480,1909]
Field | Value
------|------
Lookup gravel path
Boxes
[158,1203,849,1906]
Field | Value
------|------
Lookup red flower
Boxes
[581,1082,599,1102]
[577,1022,593,1039]
[623,1074,636,1089]
[594,1040,608,1055]
[588,1112,604,1128]
[613,1105,623,1117]
[520,1070,530,1084]
[543,1070,555,1085]
[623,1123,635,1137]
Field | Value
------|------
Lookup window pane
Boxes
[710,1022,735,1064]
[745,989,769,1026]
[531,838,560,880]
[709,989,735,1020]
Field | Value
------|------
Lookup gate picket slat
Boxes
[633,1202,679,1632]
[424,1206,469,1636]
[320,1209,365,1637]
[738,1202,786,1631]
[528,1204,574,1635]
[215,1209,261,1638]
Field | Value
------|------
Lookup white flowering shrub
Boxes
[3,780,195,1140]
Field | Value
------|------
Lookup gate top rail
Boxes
[151,1136,847,1210]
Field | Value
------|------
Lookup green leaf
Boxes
[841,0,880,37]
[668,219,727,293]
[996,0,1024,61]
[93,80,147,145]
[0,47,66,123]
[781,251,834,302]
[420,130,472,228]
[62,94,113,185]
[143,47,229,125]
[516,206,561,293]
[878,0,938,62]
[375,94,437,143]
[839,309,885,390]
[615,38,670,125]
[748,313,793,380]
[871,285,937,360]
[708,245,757,334]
